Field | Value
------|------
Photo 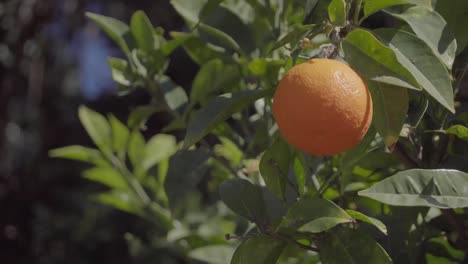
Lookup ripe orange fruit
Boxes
[272,58,373,156]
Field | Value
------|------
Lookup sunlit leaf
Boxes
[170,0,205,24]
[86,12,133,53]
[94,190,144,216]
[328,0,346,26]
[160,75,189,112]
[385,5,457,69]
[342,29,420,91]
[128,130,146,170]
[373,28,454,112]
[107,57,133,86]
[293,153,307,196]
[445,125,468,140]
[48,146,109,166]
[83,167,128,190]
[345,209,387,235]
[189,245,235,264]
[359,169,468,208]
[142,134,177,171]
[78,106,113,156]
[109,114,130,159]
[361,0,432,22]
[130,11,155,52]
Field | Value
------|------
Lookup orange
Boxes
[272,58,373,156]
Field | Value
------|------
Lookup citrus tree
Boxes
[50,0,468,263]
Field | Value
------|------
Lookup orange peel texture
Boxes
[272,58,373,156]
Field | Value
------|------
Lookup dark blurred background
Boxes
[0,0,197,263]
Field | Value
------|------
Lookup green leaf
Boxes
[170,0,205,25]
[164,150,210,209]
[304,0,320,22]
[128,130,146,170]
[328,0,346,26]
[385,5,457,69]
[318,227,392,264]
[260,187,287,226]
[160,75,189,112]
[201,6,255,54]
[231,236,286,264]
[340,127,377,193]
[445,125,468,140]
[426,236,465,262]
[170,32,228,65]
[259,136,291,200]
[198,23,242,54]
[83,167,128,190]
[183,89,271,149]
[248,59,267,76]
[109,114,130,159]
[293,154,307,196]
[341,125,376,165]
[191,59,223,103]
[85,12,133,53]
[345,209,387,235]
[94,190,143,216]
[359,169,468,208]
[214,137,243,166]
[48,146,109,166]
[280,197,353,233]
[304,0,332,24]
[142,134,177,171]
[361,0,432,21]
[160,37,187,56]
[189,245,235,264]
[107,57,132,86]
[435,0,468,54]
[355,149,400,173]
[373,28,454,113]
[341,29,420,91]
[78,106,113,156]
[268,24,316,54]
[130,49,148,77]
[130,11,155,52]
[219,179,269,226]
[368,82,408,147]
[190,59,241,104]
[127,105,159,129]
[199,0,224,22]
